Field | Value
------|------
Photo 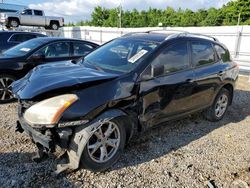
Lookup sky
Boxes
[3,0,233,23]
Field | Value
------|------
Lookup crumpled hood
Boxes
[12,61,119,99]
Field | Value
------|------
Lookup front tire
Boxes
[9,19,19,28]
[80,117,126,172]
[203,88,230,122]
[0,74,16,104]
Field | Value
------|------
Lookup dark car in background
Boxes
[13,32,238,173]
[0,31,46,53]
[0,37,99,103]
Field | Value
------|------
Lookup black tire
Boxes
[203,88,230,122]
[8,19,19,28]
[0,74,16,104]
[50,22,59,30]
[80,117,126,172]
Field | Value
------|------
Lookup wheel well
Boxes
[8,17,20,24]
[118,115,138,143]
[0,70,19,78]
[222,84,234,105]
[50,20,59,25]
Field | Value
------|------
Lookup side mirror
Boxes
[151,64,164,77]
[71,57,83,64]
[140,64,165,81]
[29,54,45,62]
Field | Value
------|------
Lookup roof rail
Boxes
[122,30,219,42]
[146,29,189,34]
[122,32,149,37]
[185,33,219,42]
[147,29,219,42]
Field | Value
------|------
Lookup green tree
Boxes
[72,0,250,27]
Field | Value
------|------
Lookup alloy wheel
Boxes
[10,20,18,27]
[0,77,15,102]
[87,121,121,163]
[52,24,58,30]
[215,94,228,118]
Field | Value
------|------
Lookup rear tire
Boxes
[203,88,230,122]
[50,22,59,30]
[80,117,126,172]
[0,74,16,104]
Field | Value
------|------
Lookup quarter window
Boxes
[151,42,189,74]
[191,41,215,66]
[215,44,230,62]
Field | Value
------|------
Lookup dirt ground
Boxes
[0,76,249,188]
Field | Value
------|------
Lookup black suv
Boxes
[0,31,46,53]
[13,32,239,173]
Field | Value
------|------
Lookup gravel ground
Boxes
[0,76,249,188]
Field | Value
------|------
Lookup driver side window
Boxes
[34,42,71,58]
[22,9,32,15]
[151,42,189,75]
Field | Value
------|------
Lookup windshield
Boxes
[2,39,43,57]
[81,38,159,73]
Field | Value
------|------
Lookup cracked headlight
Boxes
[24,94,78,126]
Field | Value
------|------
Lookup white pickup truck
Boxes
[0,9,64,30]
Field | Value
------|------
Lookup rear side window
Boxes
[34,42,71,58]
[34,10,43,16]
[73,42,95,56]
[191,41,215,66]
[9,34,37,43]
[151,42,189,74]
[214,44,230,63]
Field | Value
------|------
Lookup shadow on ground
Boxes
[111,89,250,170]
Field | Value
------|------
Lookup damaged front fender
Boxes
[55,109,128,175]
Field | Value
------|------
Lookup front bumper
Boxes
[16,105,73,150]
[17,106,53,149]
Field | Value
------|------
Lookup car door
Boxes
[138,41,196,128]
[190,40,227,109]
[72,41,97,61]
[31,41,73,64]
[33,10,45,26]
[20,9,33,25]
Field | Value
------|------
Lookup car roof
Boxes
[121,31,221,45]
[121,33,168,43]
[0,31,45,36]
[27,37,99,46]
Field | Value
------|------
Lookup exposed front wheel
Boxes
[81,118,126,172]
[203,88,230,122]
[0,74,16,104]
